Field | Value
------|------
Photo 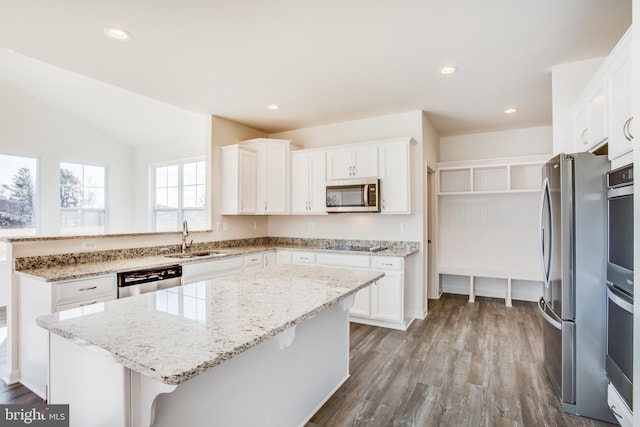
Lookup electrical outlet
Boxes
[216,222,222,231]
[253,221,257,230]
[309,221,315,230]
[81,241,97,250]
[223,222,229,232]
[400,223,407,231]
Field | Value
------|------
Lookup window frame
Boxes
[151,158,206,232]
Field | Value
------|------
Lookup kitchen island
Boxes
[36,264,384,427]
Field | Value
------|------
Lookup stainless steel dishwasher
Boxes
[117,265,182,298]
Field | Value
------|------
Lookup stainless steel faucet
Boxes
[181,220,192,253]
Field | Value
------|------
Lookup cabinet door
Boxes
[574,105,589,152]
[276,251,292,265]
[291,152,310,214]
[587,84,607,148]
[350,287,371,317]
[263,252,276,268]
[352,145,378,178]
[239,149,257,213]
[609,55,633,160]
[308,151,327,213]
[326,149,354,180]
[371,271,403,322]
[379,142,410,214]
[263,144,288,214]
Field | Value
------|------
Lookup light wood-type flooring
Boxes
[0,297,617,425]
[306,294,615,427]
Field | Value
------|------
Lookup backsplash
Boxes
[13,237,419,271]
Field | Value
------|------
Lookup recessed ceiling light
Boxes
[504,108,518,114]
[104,27,132,41]
[267,104,279,110]
[440,66,457,75]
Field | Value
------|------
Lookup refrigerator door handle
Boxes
[538,178,552,287]
[538,297,561,330]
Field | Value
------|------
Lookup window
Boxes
[0,154,38,260]
[153,160,206,232]
[60,162,106,235]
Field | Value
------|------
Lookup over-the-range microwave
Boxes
[325,177,380,213]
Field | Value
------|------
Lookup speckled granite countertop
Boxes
[36,265,383,385]
[16,243,418,282]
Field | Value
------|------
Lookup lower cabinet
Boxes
[19,273,117,400]
[315,252,407,330]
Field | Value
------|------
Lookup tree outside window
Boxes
[0,154,38,260]
[153,160,205,231]
[60,162,106,235]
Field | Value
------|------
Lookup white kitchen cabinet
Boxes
[291,150,327,214]
[275,251,292,265]
[18,273,117,400]
[350,287,371,317]
[574,82,608,152]
[607,31,633,160]
[263,251,276,268]
[378,139,413,214]
[326,145,378,180]
[181,256,243,282]
[247,139,291,214]
[291,251,316,264]
[243,253,264,271]
[220,145,257,214]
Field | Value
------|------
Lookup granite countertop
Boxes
[16,243,418,282]
[36,265,383,385]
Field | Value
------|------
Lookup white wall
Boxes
[439,125,553,162]
[551,57,605,155]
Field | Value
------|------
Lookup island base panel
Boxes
[153,303,350,427]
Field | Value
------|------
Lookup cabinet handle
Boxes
[580,128,588,145]
[382,263,393,267]
[240,201,244,210]
[610,405,622,419]
[299,256,308,260]
[264,257,269,266]
[250,258,258,262]
[79,286,98,291]
[79,300,98,307]
[265,201,267,211]
[623,117,634,141]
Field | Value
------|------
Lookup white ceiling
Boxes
[0,0,632,143]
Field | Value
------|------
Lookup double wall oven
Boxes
[605,164,634,412]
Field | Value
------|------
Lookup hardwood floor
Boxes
[307,294,615,427]
[0,307,44,405]
[0,297,617,426]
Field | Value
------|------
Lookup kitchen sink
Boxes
[165,251,226,259]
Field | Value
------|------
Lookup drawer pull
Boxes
[382,263,393,266]
[299,257,308,260]
[610,405,622,419]
[79,286,98,291]
[250,258,258,262]
[79,300,98,307]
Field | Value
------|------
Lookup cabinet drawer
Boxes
[56,295,114,313]
[291,252,316,264]
[316,253,370,268]
[55,275,116,306]
[182,256,243,280]
[372,257,403,270]
[243,254,263,268]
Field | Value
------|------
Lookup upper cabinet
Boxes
[248,139,292,215]
[291,150,327,214]
[220,139,294,215]
[569,27,632,161]
[220,145,257,214]
[326,145,378,180]
[573,82,607,152]
[378,138,414,214]
[607,32,633,160]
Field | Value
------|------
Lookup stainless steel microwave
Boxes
[326,178,380,213]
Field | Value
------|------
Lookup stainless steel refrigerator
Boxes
[537,152,615,423]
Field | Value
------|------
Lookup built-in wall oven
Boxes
[605,163,634,412]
